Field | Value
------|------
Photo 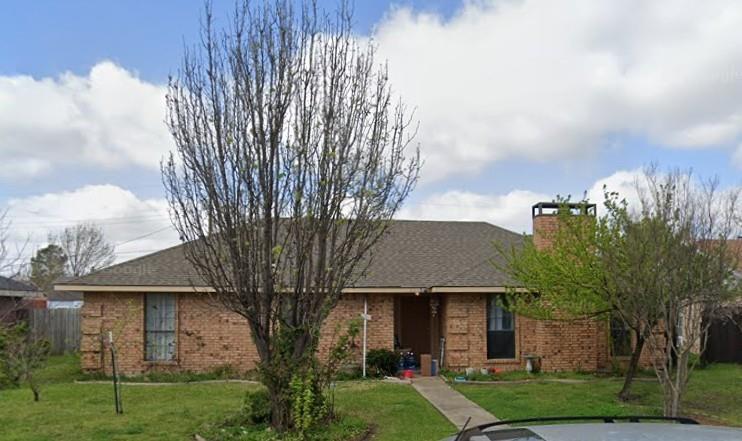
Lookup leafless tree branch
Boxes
[162,0,419,429]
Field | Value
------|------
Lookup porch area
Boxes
[393,293,443,371]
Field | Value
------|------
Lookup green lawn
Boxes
[0,355,455,441]
[455,364,742,427]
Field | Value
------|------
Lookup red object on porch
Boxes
[403,369,414,379]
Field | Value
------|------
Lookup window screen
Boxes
[145,293,176,361]
[487,295,515,359]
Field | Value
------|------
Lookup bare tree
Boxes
[0,210,10,275]
[0,209,26,278]
[163,0,419,430]
[635,169,741,416]
[0,210,33,324]
[51,223,115,277]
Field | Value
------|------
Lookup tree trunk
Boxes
[664,351,689,417]
[258,328,318,433]
[269,388,291,431]
[31,383,40,402]
[618,334,645,401]
[664,387,681,417]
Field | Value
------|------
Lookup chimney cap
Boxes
[532,201,596,218]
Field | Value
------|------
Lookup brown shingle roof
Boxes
[57,220,523,289]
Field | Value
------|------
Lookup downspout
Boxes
[362,294,368,378]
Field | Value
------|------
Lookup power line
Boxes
[5,213,170,227]
[115,226,174,248]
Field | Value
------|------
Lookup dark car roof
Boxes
[57,220,524,289]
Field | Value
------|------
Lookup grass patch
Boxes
[441,367,654,382]
[441,369,598,382]
[455,363,741,427]
[335,382,455,441]
[0,382,253,441]
[0,355,456,441]
[197,381,456,441]
[202,414,370,441]
[78,363,258,384]
[35,353,83,384]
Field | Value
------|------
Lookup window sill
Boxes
[485,358,519,364]
[144,360,179,365]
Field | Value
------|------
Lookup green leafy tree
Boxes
[0,323,51,401]
[499,193,661,401]
[29,244,67,293]
[500,167,741,415]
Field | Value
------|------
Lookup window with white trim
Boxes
[145,293,176,361]
[487,294,515,359]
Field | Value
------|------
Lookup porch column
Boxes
[430,294,441,365]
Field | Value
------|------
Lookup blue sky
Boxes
[1,0,741,262]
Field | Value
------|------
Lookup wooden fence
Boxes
[29,308,81,354]
[703,312,742,364]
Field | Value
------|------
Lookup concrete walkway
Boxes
[412,377,499,429]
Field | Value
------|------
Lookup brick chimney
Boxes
[532,202,596,251]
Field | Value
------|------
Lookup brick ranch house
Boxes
[56,203,641,376]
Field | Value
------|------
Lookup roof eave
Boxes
[55,284,526,294]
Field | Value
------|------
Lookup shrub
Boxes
[290,369,327,436]
[243,389,272,425]
[366,349,398,377]
[0,323,50,401]
[333,366,362,381]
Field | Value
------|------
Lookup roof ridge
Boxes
[391,218,526,236]
[391,218,491,224]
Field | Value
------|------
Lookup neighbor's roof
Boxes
[0,276,40,298]
[56,220,524,289]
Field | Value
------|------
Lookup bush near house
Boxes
[366,349,399,377]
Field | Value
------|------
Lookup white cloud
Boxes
[0,158,51,179]
[374,0,742,180]
[0,61,172,179]
[5,185,179,265]
[585,168,644,212]
[398,169,650,233]
[398,189,551,234]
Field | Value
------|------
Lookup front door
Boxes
[398,296,431,362]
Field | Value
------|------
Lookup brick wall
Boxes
[442,293,617,372]
[532,209,656,370]
[532,214,560,251]
[81,292,394,375]
[82,289,649,375]
[317,293,394,362]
